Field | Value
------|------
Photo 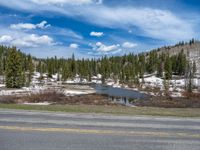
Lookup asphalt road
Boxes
[0,109,200,150]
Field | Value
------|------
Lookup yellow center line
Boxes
[0,126,199,138]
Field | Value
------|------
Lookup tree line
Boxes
[36,48,196,86]
[0,44,197,91]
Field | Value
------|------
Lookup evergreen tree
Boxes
[163,76,170,96]
[71,53,76,77]
[27,54,34,86]
[177,50,187,75]
[5,47,24,88]
[192,61,197,76]
[62,62,70,81]
[164,55,172,80]
[138,54,145,78]
[185,62,193,93]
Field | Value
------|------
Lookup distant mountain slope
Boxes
[155,41,200,74]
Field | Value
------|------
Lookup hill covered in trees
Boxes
[0,40,199,92]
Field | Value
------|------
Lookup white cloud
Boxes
[0,25,88,58]
[69,43,79,49]
[122,42,138,48]
[31,0,102,5]
[89,41,139,56]
[13,34,55,47]
[10,23,36,30]
[90,31,104,37]
[0,33,55,48]
[0,0,198,56]
[94,42,120,52]
[10,21,50,30]
[36,21,51,29]
[0,35,13,43]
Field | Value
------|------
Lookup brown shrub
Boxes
[182,92,200,99]
[20,90,116,106]
[22,90,66,103]
[0,96,18,104]
[134,95,200,108]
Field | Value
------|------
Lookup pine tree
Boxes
[5,47,24,88]
[164,55,172,80]
[71,53,76,77]
[185,62,193,93]
[146,51,157,74]
[157,54,164,78]
[177,50,187,75]
[36,60,42,73]
[163,76,169,96]
[138,54,145,78]
[186,61,196,93]
[192,61,197,76]
[62,62,70,81]
[27,54,34,86]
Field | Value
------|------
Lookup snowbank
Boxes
[23,102,52,105]
[141,76,163,88]
[64,89,95,96]
[0,84,5,88]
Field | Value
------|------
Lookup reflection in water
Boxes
[92,84,147,106]
[63,83,148,106]
[109,96,130,105]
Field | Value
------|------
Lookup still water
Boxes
[63,83,148,105]
[91,84,148,105]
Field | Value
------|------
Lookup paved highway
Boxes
[0,109,200,150]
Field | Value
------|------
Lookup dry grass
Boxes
[0,104,200,117]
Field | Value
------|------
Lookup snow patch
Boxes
[64,89,95,96]
[23,102,51,105]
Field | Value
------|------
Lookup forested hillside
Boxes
[35,50,190,82]
[0,40,198,89]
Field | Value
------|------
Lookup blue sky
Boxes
[0,0,200,58]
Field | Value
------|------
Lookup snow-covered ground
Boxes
[104,75,199,97]
[0,84,5,88]
[63,89,96,96]
[0,72,97,96]
[0,85,95,97]
[0,85,48,96]
[30,72,200,98]
[0,72,199,98]
[140,76,163,88]
[23,102,52,105]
